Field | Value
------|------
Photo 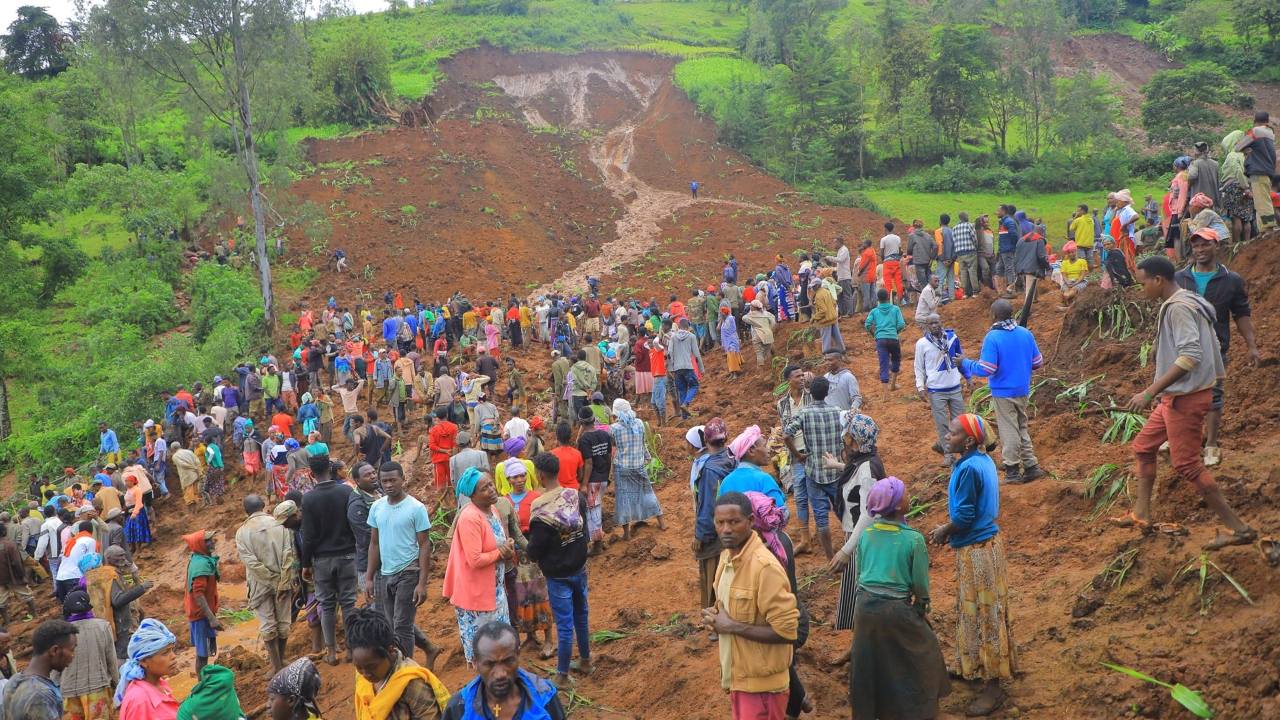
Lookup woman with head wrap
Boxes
[719,425,788,510]
[847,477,951,720]
[608,398,666,539]
[442,468,515,665]
[1166,156,1192,259]
[493,436,537,496]
[297,392,320,437]
[284,438,315,495]
[116,619,179,720]
[122,473,150,554]
[719,304,742,379]
[824,413,890,664]
[475,393,503,456]
[60,590,120,720]
[500,455,556,660]
[929,413,1014,716]
[304,430,329,457]
[267,657,323,720]
[742,490,814,720]
[1219,130,1255,243]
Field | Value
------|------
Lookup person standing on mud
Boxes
[1173,228,1261,468]
[809,275,844,356]
[826,236,856,317]
[690,180,698,199]
[701,492,799,720]
[235,494,296,678]
[915,314,973,467]
[667,318,705,420]
[1111,255,1258,552]
[299,454,359,666]
[784,377,845,560]
[959,300,1046,485]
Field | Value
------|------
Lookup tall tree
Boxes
[1008,0,1063,157]
[1140,63,1235,146]
[93,0,307,335]
[1,6,69,78]
[926,24,990,150]
[1052,71,1120,152]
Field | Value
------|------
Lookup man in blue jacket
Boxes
[960,300,1046,485]
[442,621,567,720]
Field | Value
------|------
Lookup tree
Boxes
[1140,63,1235,146]
[979,36,1018,151]
[1008,0,1063,157]
[1235,0,1280,47]
[741,2,778,66]
[926,24,990,150]
[95,0,309,336]
[1052,72,1120,152]
[1,6,69,78]
[311,27,394,125]
[875,13,930,160]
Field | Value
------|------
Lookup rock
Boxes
[615,607,647,629]
[649,542,674,561]
[1251,674,1277,697]
[1006,707,1021,718]
[1072,593,1105,618]
[1070,618,1097,631]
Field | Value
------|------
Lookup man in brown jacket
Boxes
[702,492,799,719]
[809,275,843,356]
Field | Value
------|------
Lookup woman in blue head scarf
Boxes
[442,468,516,666]
[116,618,179,719]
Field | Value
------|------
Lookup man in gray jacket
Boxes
[1112,255,1255,552]
[907,219,938,294]
[667,318,705,420]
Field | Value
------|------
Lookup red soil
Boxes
[11,48,1280,720]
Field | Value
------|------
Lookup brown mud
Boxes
[10,47,1280,720]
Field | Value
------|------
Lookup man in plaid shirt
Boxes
[782,376,844,560]
[953,211,980,299]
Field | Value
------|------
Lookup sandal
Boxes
[569,660,595,676]
[1258,537,1280,568]
[1108,511,1152,535]
[1204,527,1257,551]
[1153,522,1190,537]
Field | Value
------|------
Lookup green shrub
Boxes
[63,257,179,336]
[188,263,265,343]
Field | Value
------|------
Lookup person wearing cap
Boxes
[1113,255,1258,554]
[1186,140,1220,212]
[1233,111,1277,231]
[1174,227,1261,468]
[809,273,843,356]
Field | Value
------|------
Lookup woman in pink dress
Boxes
[484,320,501,363]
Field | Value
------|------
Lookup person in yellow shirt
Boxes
[1069,204,1096,269]
[462,308,478,332]
[1055,242,1091,310]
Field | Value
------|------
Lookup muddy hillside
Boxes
[19,48,1273,720]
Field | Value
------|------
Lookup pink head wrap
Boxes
[745,491,788,564]
[728,425,762,461]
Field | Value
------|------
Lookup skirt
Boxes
[479,421,503,453]
[205,467,226,497]
[613,467,663,525]
[514,559,553,633]
[272,465,290,498]
[64,687,116,720]
[725,351,742,373]
[954,535,1017,681]
[634,371,653,394]
[586,481,606,542]
[1221,181,1254,221]
[849,591,951,720]
[242,452,261,474]
[125,508,151,544]
[455,595,510,664]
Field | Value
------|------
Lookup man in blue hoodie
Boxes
[960,300,1046,485]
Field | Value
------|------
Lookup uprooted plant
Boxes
[1172,552,1255,615]
[1093,547,1140,590]
[1081,463,1128,519]
[1102,410,1147,444]
[1101,664,1214,718]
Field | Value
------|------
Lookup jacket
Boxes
[524,490,588,579]
[1173,263,1250,354]
[1235,125,1277,178]
[348,488,378,574]
[907,229,937,266]
[667,328,705,373]
[235,511,296,598]
[810,284,837,327]
[714,532,799,693]
[1153,289,1224,396]
[864,303,905,340]
[694,449,736,544]
[442,503,505,611]
[568,361,597,397]
[442,670,565,720]
[961,325,1044,398]
[1186,156,1220,210]
[299,480,356,567]
[914,330,971,393]
[1013,233,1050,278]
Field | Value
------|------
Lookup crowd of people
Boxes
[1,113,1274,720]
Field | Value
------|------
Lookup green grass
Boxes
[621,1,747,47]
[24,208,133,255]
[390,71,437,99]
[283,123,356,145]
[673,56,762,94]
[862,183,1166,239]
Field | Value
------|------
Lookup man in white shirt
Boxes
[151,436,170,495]
[915,275,941,334]
[829,236,855,316]
[914,314,973,466]
[503,406,530,442]
[55,517,98,599]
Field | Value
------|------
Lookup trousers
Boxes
[312,554,358,648]
[837,279,856,316]
[1133,389,1217,494]
[672,369,699,408]
[818,324,845,355]
[545,568,591,676]
[928,389,965,458]
[875,338,901,383]
[957,254,980,298]
[992,395,1038,469]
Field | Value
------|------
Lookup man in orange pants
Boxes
[879,221,906,305]
[427,410,457,490]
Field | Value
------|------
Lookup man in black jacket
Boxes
[299,453,357,666]
[1174,228,1261,467]
[524,452,591,690]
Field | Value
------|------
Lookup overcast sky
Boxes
[1,0,391,34]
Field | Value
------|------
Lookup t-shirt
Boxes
[1060,258,1089,282]
[649,345,667,376]
[367,495,432,575]
[1116,205,1139,240]
[858,248,877,282]
[1191,269,1215,296]
[1070,215,1095,248]
[577,430,613,485]
[550,446,584,490]
[879,234,902,258]
[503,417,530,441]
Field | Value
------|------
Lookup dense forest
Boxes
[0,0,1276,479]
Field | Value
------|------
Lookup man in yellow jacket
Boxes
[702,491,800,719]
[809,275,843,356]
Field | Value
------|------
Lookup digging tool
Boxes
[1017,278,1038,328]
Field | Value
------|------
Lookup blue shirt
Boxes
[99,429,119,454]
[405,314,419,336]
[367,494,432,575]
[94,473,113,488]
[962,325,1043,398]
[694,449,737,543]
[1190,269,1215,296]
[382,317,399,343]
[718,461,787,511]
[947,450,1000,548]
[997,216,1019,253]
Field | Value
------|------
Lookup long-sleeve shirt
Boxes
[53,618,119,697]
[1152,289,1224,396]
[947,450,1000,548]
[667,328,705,373]
[822,368,862,412]
[235,512,296,598]
[299,480,357,568]
[914,331,971,393]
[718,462,786,511]
[864,302,905,340]
[694,450,736,544]
[952,222,977,254]
[784,400,844,486]
[961,325,1044,398]
[332,381,365,414]
[99,429,119,455]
